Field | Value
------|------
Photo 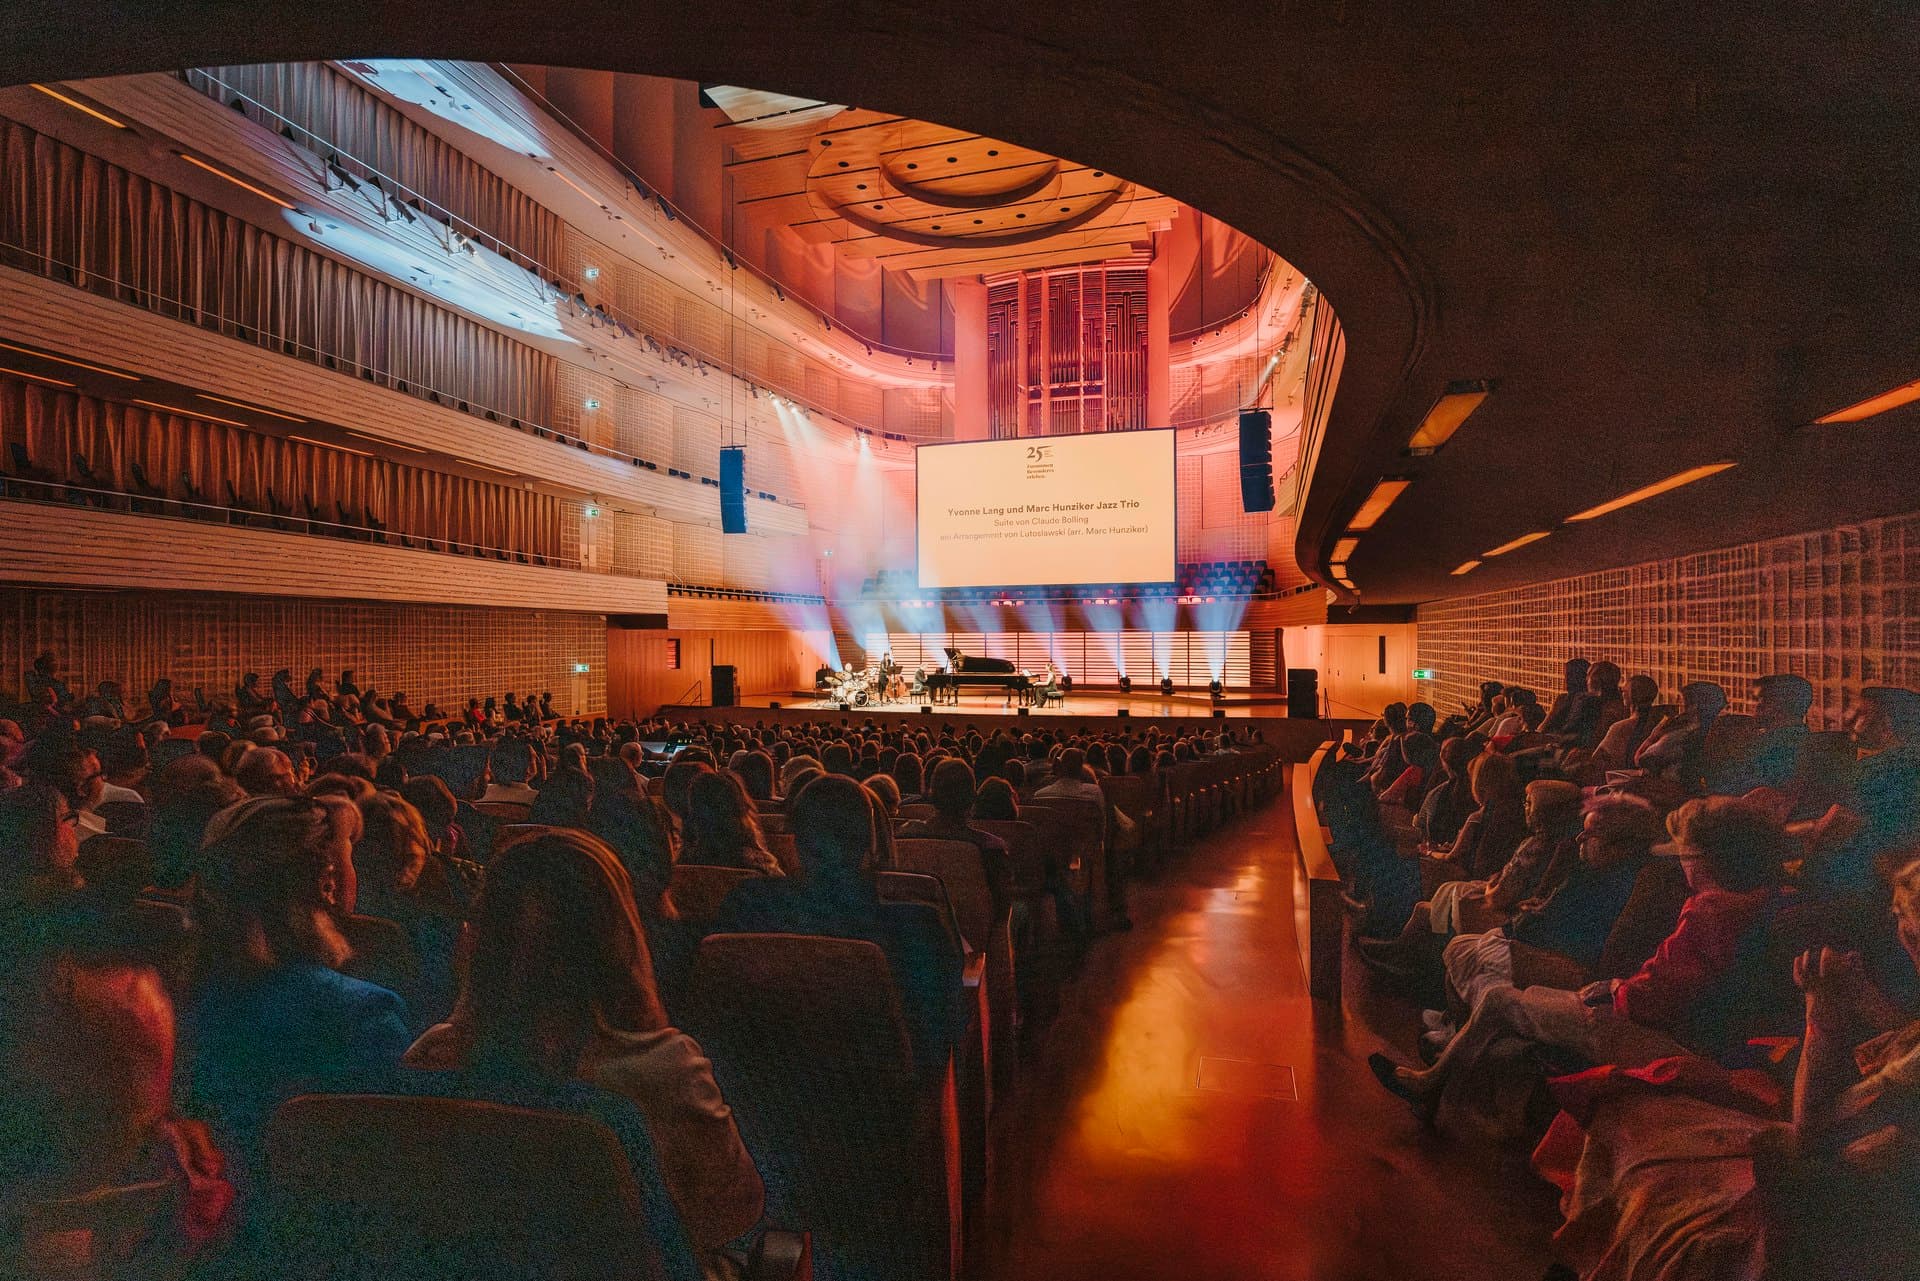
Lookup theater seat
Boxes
[19,1178,181,1281]
[689,934,963,1281]
[668,863,759,922]
[262,1093,813,1281]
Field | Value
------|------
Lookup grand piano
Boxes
[926,648,1032,705]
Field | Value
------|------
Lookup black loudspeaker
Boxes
[1286,667,1319,719]
[1239,409,1274,512]
[1117,708,1130,718]
[711,664,737,707]
[921,706,933,715]
[768,701,781,710]
[1212,709,1226,719]
[719,446,747,533]
[1017,708,1030,717]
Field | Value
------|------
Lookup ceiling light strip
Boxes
[1346,478,1410,531]
[288,434,375,458]
[1451,559,1482,576]
[1564,462,1736,522]
[1813,377,1920,424]
[1483,530,1552,557]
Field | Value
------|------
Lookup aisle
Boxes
[977,788,1557,1280]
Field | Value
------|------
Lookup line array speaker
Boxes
[1239,409,1274,512]
[720,446,747,533]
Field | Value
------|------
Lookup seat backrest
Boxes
[688,933,951,1280]
[338,913,424,1021]
[20,1178,179,1281]
[969,819,1042,893]
[897,802,938,822]
[1598,858,1691,979]
[893,839,994,953]
[470,800,533,823]
[875,869,967,956]
[668,863,757,922]
[264,1094,667,1281]
[766,831,799,866]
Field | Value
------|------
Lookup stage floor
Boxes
[740,690,1300,719]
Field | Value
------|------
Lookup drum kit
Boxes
[826,660,908,707]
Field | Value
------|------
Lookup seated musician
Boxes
[911,668,928,698]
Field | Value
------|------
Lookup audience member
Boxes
[403,828,763,1269]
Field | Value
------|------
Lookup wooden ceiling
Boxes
[720,105,1182,281]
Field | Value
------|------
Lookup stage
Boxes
[744,689,1296,719]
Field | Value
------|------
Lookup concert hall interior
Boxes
[3,8,1920,1281]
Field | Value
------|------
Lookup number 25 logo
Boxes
[1026,446,1051,462]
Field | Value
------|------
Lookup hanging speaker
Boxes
[719,447,747,533]
[1239,409,1274,512]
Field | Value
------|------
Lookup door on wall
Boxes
[1326,633,1385,718]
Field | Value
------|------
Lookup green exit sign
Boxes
[1411,668,1434,680]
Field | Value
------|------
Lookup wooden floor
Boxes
[974,784,1558,1280]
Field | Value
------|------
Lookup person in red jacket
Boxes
[1370,794,1790,1124]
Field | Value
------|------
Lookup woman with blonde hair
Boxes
[183,794,410,1175]
[405,828,763,1274]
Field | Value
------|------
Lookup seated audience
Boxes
[0,946,236,1274]
[183,795,413,1173]
[712,775,963,1074]
[1372,795,1792,1125]
[1035,747,1104,804]
[680,771,782,876]
[899,758,1013,918]
[404,828,763,1270]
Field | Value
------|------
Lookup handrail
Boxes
[0,474,596,571]
[0,237,802,504]
[1291,740,1344,1001]
[182,66,921,435]
[679,679,705,706]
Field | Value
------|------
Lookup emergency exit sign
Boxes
[1411,668,1434,680]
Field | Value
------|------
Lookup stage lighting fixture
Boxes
[1119,676,1132,694]
[1017,708,1030,716]
[1160,677,1175,698]
[1209,679,1223,702]
[1117,709,1130,718]
[1212,709,1227,719]
[838,702,851,712]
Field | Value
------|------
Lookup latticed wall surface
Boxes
[0,589,607,715]
[1415,510,1920,729]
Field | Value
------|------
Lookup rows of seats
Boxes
[1312,662,1920,1279]
[1,664,1281,1280]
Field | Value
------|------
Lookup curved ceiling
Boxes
[5,4,1918,603]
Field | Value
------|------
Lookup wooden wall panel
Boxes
[1,587,606,716]
[1415,509,1920,728]
[606,625,822,719]
[0,502,666,615]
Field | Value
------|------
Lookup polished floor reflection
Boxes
[980,788,1557,1280]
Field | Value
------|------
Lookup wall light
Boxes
[133,398,245,427]
[0,364,76,387]
[177,153,297,211]
[1483,530,1551,557]
[1407,379,1494,454]
[0,340,139,381]
[289,434,375,458]
[1346,478,1410,530]
[1451,559,1482,575]
[197,392,304,423]
[1565,461,1736,523]
[30,83,127,128]
[1813,377,1920,425]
